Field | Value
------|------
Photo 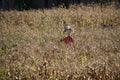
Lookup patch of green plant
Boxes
[0,48,2,53]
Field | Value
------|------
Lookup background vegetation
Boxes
[0,0,120,10]
[0,3,120,80]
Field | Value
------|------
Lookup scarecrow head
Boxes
[64,26,72,36]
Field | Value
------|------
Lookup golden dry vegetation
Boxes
[0,4,120,80]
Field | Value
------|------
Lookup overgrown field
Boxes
[0,5,120,80]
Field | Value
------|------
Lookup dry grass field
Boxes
[0,4,120,80]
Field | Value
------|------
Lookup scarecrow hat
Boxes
[64,25,72,32]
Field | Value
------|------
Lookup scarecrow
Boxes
[62,26,74,45]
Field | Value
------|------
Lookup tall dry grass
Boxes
[0,4,120,80]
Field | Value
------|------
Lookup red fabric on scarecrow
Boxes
[63,36,74,44]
